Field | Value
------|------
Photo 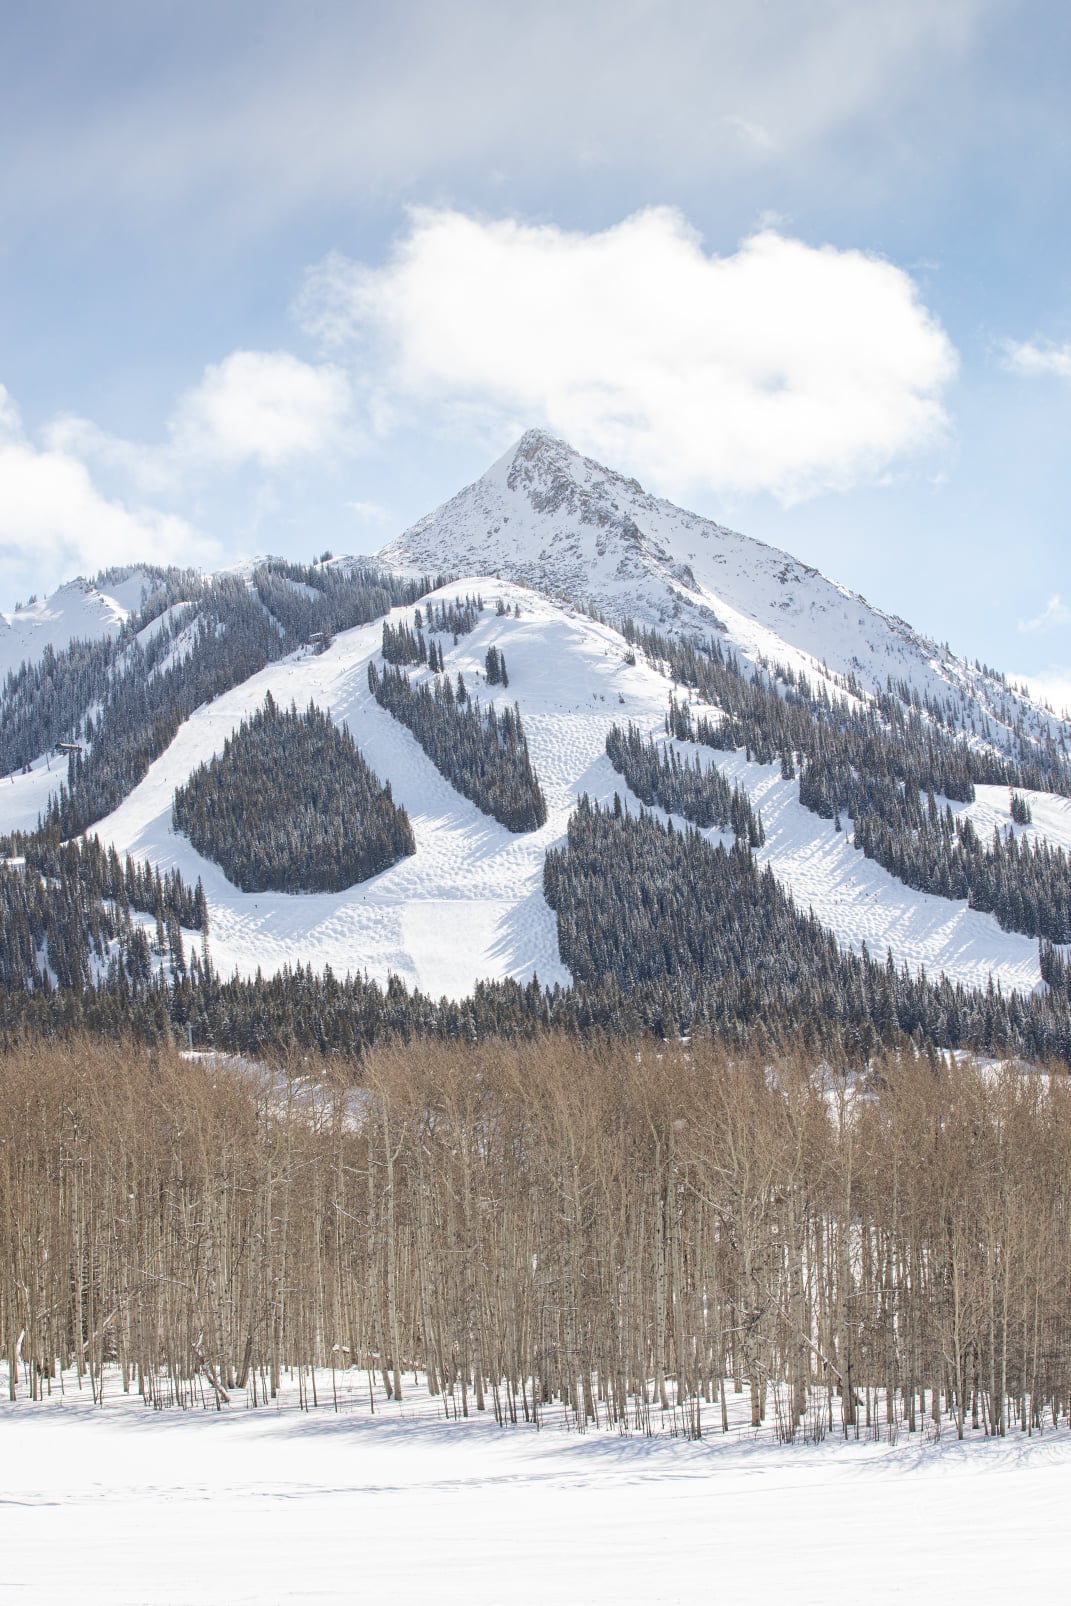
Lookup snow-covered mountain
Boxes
[0,572,162,683]
[383,430,1060,751]
[3,575,1069,1005]
[2,431,1070,1019]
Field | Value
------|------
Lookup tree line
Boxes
[0,837,202,994]
[3,792,1070,1066]
[639,631,1071,941]
[607,721,764,844]
[543,794,1071,1062]
[1,560,437,838]
[381,595,489,671]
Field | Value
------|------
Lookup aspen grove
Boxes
[3,1034,1070,1443]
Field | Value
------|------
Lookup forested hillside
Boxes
[0,835,203,996]
[606,721,764,844]
[2,554,1070,1063]
[1,802,1069,1064]
[0,559,438,837]
[635,626,1071,940]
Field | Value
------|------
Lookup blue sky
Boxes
[0,0,1068,706]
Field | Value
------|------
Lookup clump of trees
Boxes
[484,645,509,686]
[421,594,484,637]
[4,1033,1071,1447]
[606,722,763,844]
[0,835,203,992]
[173,694,415,894]
[3,792,1071,1063]
[543,795,1071,1059]
[382,619,428,665]
[369,662,547,833]
[852,808,1071,943]
[382,599,495,672]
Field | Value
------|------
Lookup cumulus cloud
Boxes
[300,207,957,502]
[0,385,218,588]
[1018,594,1071,634]
[1003,340,1071,381]
[170,350,352,468]
[47,350,353,488]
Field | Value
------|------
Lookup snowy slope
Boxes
[382,430,1067,755]
[0,571,158,682]
[2,577,1050,1001]
[2,437,1068,1005]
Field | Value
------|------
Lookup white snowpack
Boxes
[1,1365,1069,1604]
[383,431,1068,752]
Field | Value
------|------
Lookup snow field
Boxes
[962,782,1071,854]
[0,750,69,833]
[386,430,1068,754]
[672,742,1051,995]
[3,1364,1071,1605]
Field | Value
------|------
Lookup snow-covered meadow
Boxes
[3,1365,1070,1604]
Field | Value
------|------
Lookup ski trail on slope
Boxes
[2,581,1056,1000]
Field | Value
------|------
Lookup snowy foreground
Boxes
[3,1368,1070,1604]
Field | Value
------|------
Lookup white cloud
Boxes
[47,350,353,487]
[1,350,354,601]
[1018,594,1071,634]
[0,394,218,591]
[170,350,352,469]
[1003,340,1071,381]
[300,207,957,503]
[0,384,21,441]
[346,500,390,525]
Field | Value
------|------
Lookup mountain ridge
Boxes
[3,431,1064,769]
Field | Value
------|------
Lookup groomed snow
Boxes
[2,1367,1070,1604]
[0,751,69,833]
[678,744,1053,996]
[1,579,1056,1000]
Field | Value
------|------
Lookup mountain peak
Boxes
[378,433,1065,755]
[492,427,644,501]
